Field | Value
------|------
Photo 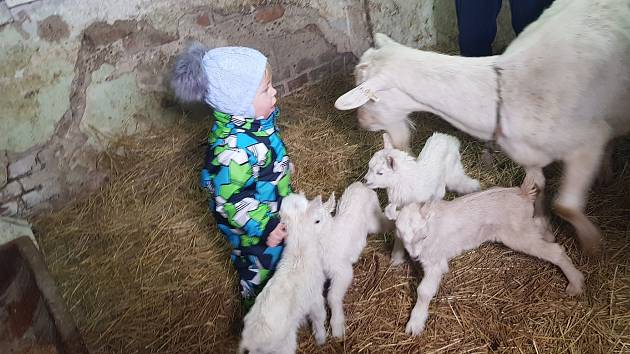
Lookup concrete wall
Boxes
[0,0,371,216]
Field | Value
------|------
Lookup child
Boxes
[170,43,293,311]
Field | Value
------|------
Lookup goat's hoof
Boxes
[314,333,326,346]
[331,318,345,340]
[566,282,584,296]
[553,203,602,257]
[390,254,405,266]
[405,320,424,337]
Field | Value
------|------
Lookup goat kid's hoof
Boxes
[390,253,406,266]
[314,333,326,346]
[331,319,345,340]
[566,282,584,297]
[405,319,424,337]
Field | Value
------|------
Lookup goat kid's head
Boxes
[395,203,430,258]
[280,193,336,236]
[334,33,415,134]
[363,133,407,189]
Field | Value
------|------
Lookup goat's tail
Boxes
[519,173,538,202]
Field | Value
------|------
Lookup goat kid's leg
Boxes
[446,159,481,195]
[405,263,447,336]
[328,267,353,339]
[309,294,327,345]
[391,236,407,266]
[525,166,546,217]
[554,147,604,256]
[384,120,411,152]
[500,229,584,296]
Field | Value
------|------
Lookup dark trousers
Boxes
[455,0,554,57]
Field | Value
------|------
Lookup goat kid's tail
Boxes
[519,173,538,202]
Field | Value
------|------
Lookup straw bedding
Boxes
[34,76,629,353]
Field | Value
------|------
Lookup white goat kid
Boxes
[364,132,480,265]
[335,0,630,255]
[391,176,584,336]
[320,182,387,339]
[239,193,335,354]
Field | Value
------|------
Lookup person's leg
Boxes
[509,0,554,35]
[455,0,503,56]
[234,242,284,313]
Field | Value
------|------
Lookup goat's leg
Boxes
[595,140,615,187]
[446,159,481,194]
[500,229,584,296]
[309,294,327,345]
[525,166,546,216]
[391,236,407,266]
[554,147,603,256]
[280,332,298,354]
[328,267,353,339]
[384,120,411,152]
[405,263,447,336]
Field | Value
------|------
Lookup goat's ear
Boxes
[323,192,336,214]
[382,133,394,149]
[308,195,323,210]
[334,80,381,110]
[374,33,396,48]
[386,154,395,170]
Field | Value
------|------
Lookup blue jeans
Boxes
[455,0,554,56]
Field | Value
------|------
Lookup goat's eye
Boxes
[376,171,383,175]
[315,220,320,224]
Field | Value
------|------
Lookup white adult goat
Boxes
[389,175,585,336]
[239,193,335,354]
[320,182,387,339]
[335,0,630,255]
[364,132,479,265]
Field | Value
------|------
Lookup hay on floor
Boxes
[35,76,630,353]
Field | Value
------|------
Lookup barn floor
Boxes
[34,76,629,353]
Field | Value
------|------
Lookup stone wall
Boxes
[0,0,370,216]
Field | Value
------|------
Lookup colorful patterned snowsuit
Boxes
[200,107,292,302]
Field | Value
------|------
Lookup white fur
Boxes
[319,182,387,339]
[239,193,335,354]
[392,176,584,336]
[364,132,480,264]
[335,0,630,255]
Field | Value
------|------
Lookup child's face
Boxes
[252,69,277,118]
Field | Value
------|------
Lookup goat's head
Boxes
[335,33,417,139]
[280,192,336,237]
[337,182,385,233]
[395,203,430,258]
[363,133,410,189]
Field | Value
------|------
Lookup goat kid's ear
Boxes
[382,133,394,149]
[334,79,381,110]
[323,192,336,214]
[386,154,395,170]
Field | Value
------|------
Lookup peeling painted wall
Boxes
[0,0,520,217]
[367,0,515,52]
[0,0,371,216]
